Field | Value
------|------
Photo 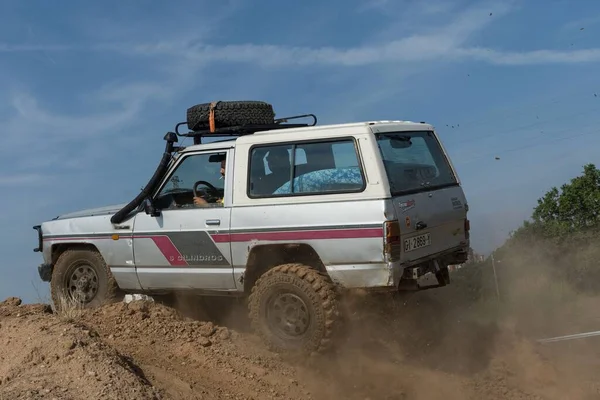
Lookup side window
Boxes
[248,145,293,196]
[155,152,227,209]
[332,142,360,168]
[248,139,365,197]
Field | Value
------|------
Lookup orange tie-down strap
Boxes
[209,101,220,133]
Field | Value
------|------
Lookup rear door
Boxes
[373,128,468,263]
[392,186,467,263]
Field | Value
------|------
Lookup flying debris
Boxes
[495,156,500,160]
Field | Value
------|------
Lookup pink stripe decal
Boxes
[211,228,383,243]
[43,228,383,253]
[149,236,188,266]
[43,236,130,242]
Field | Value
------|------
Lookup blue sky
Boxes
[1,0,600,303]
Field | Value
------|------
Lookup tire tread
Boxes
[186,100,275,131]
[247,263,340,354]
[50,249,122,311]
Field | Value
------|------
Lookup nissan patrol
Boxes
[33,100,470,354]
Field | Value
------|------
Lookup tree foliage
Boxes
[457,163,600,297]
[530,163,600,237]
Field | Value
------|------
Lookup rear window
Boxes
[375,131,457,195]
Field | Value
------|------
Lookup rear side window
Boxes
[375,131,457,195]
[248,139,365,197]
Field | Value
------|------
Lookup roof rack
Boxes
[174,113,318,145]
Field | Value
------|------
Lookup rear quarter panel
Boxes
[231,131,392,287]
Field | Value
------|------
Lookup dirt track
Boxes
[2,287,600,400]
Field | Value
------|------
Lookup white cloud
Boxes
[0,44,72,52]
[2,2,600,70]
[0,173,48,186]
[126,1,513,66]
[107,2,599,68]
[2,0,600,180]
[11,93,141,138]
[461,47,600,65]
[125,40,600,69]
[7,40,600,68]
[357,0,464,15]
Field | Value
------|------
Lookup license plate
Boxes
[404,233,431,252]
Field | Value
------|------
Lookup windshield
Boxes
[375,130,457,195]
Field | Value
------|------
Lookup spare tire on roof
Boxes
[186,100,276,131]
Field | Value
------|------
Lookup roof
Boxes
[252,120,431,135]
[178,120,434,153]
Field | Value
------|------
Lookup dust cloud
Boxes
[2,239,600,399]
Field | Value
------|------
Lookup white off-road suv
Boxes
[33,100,470,353]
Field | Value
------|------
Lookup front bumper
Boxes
[38,263,52,282]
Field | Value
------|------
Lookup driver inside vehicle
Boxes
[193,157,226,206]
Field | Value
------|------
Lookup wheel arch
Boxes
[243,243,328,293]
[51,242,101,265]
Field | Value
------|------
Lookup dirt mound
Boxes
[0,299,161,400]
[82,300,232,347]
[2,291,600,399]
[79,300,314,399]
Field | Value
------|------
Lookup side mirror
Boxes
[143,198,160,217]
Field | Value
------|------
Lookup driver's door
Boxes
[132,149,235,290]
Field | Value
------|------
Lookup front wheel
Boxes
[51,249,123,311]
[248,263,341,354]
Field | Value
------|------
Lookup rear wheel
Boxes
[248,263,341,354]
[50,249,123,311]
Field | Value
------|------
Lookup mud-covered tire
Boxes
[50,249,123,311]
[186,100,275,131]
[248,263,341,354]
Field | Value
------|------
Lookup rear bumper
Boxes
[323,244,469,290]
[402,242,469,268]
[397,244,469,290]
[38,263,52,282]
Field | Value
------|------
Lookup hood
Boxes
[54,203,128,220]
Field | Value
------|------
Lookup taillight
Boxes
[384,220,400,262]
[464,219,470,239]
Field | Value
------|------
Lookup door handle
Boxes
[206,219,221,226]
[415,221,427,230]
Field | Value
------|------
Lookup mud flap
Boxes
[38,263,52,282]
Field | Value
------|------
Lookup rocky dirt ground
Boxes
[1,289,600,400]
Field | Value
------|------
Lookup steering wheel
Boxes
[193,180,221,202]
